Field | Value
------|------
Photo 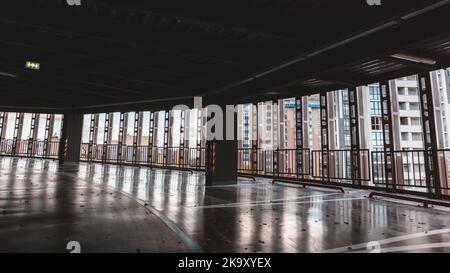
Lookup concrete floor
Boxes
[1,157,450,253]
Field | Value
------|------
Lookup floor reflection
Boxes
[2,157,450,253]
[0,157,188,253]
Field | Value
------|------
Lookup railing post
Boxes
[418,73,442,198]
[380,81,396,191]
[272,148,279,177]
[349,88,361,185]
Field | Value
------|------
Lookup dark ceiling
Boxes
[0,0,449,113]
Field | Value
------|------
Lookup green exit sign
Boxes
[26,61,40,70]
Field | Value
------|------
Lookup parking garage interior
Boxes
[1,0,450,254]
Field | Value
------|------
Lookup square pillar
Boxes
[357,86,371,183]
[348,88,361,185]
[380,81,397,191]
[418,73,442,197]
[59,113,83,166]
[320,93,330,182]
[205,104,238,186]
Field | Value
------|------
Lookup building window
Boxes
[343,119,350,131]
[399,102,407,110]
[370,102,381,116]
[344,135,351,146]
[371,117,382,130]
[342,92,348,102]
[409,102,420,110]
[343,105,349,116]
[408,88,418,96]
[369,86,380,100]
[400,117,409,126]
[372,132,383,147]
[411,133,422,141]
[401,132,409,141]
[411,117,421,126]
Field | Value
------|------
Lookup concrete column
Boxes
[137,112,144,145]
[302,97,310,178]
[32,114,40,141]
[311,96,321,176]
[13,113,25,155]
[15,113,25,143]
[45,114,56,157]
[431,70,450,195]
[59,113,83,166]
[153,112,159,147]
[168,110,174,147]
[389,80,405,189]
[205,104,238,186]
[358,86,371,183]
[327,92,337,179]
[0,112,8,139]
[185,110,191,148]
[106,113,114,144]
[47,114,56,141]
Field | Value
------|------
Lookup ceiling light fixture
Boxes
[26,61,40,70]
[390,53,436,65]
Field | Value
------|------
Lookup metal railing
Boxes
[371,149,450,195]
[238,148,370,181]
[237,148,264,174]
[312,149,371,182]
[0,139,59,159]
[3,140,450,199]
[263,149,311,178]
[80,143,206,170]
[237,148,450,198]
[437,149,450,192]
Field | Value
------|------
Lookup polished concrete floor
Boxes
[1,157,450,253]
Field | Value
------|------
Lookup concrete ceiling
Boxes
[0,0,449,113]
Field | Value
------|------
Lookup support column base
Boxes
[205,140,237,186]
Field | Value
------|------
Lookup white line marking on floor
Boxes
[349,242,450,253]
[322,228,450,253]
[187,190,365,209]
[190,197,367,209]
[186,192,343,208]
